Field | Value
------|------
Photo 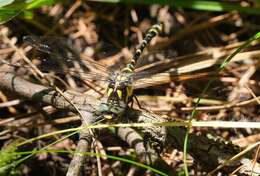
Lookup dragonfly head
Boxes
[106,71,133,104]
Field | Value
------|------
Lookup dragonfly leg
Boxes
[128,95,143,109]
[129,97,134,108]
[133,95,142,109]
[133,95,151,113]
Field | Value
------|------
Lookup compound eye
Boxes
[118,83,126,89]
[108,82,115,88]
[108,77,115,83]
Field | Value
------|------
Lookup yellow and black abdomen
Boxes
[97,23,163,120]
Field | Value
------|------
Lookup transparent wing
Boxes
[133,71,217,89]
[132,55,219,89]
[23,36,112,80]
[23,36,54,54]
[0,60,110,83]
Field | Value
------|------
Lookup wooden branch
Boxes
[66,129,93,176]
[0,72,98,175]
[136,112,260,174]
[0,72,98,121]
[116,127,175,174]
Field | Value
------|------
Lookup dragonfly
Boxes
[20,23,168,156]
[20,24,163,121]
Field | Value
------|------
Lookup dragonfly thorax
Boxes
[95,71,134,120]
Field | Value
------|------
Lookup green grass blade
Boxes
[0,142,21,176]
[25,0,55,10]
[0,0,15,7]
[0,0,56,24]
[15,149,168,176]
[183,31,260,176]
[0,8,21,24]
[13,121,169,176]
[89,0,260,14]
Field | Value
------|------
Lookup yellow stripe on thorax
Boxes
[107,88,113,97]
[116,89,122,99]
